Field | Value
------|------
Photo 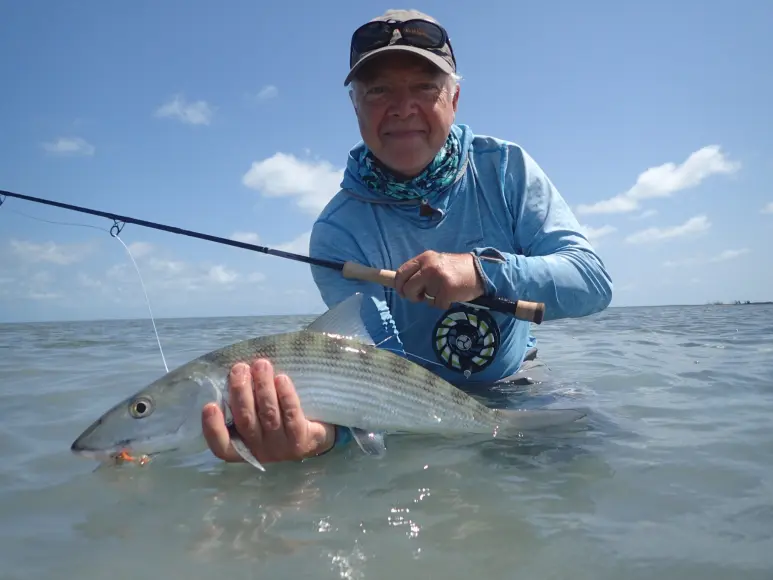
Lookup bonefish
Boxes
[70,293,586,470]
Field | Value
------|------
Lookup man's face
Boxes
[351,53,459,178]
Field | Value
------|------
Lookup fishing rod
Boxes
[0,189,545,323]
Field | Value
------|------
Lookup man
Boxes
[201,9,613,465]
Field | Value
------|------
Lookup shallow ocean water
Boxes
[1,304,772,579]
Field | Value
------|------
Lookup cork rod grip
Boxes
[341,261,546,324]
[341,261,396,287]
[466,295,545,325]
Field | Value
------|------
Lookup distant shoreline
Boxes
[706,301,773,306]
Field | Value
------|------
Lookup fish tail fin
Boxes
[496,408,588,432]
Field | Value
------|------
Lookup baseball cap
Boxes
[344,9,456,86]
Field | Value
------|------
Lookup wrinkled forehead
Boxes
[353,52,446,84]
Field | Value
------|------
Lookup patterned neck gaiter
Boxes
[356,130,462,201]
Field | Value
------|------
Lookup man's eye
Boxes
[415,83,441,93]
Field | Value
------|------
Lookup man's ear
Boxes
[349,90,358,112]
[452,83,460,112]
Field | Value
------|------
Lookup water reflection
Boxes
[62,419,612,577]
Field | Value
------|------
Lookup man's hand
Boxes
[201,359,335,464]
[394,250,485,310]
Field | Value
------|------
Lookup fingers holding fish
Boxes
[253,362,336,461]
[274,373,306,458]
[201,358,337,465]
[230,362,263,446]
[201,361,267,464]
[251,358,294,462]
[252,359,282,434]
[201,403,242,462]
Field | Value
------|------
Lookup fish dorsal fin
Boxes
[305,292,375,346]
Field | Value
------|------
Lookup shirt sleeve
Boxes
[308,217,404,354]
[471,145,614,321]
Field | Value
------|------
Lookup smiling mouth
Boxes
[386,129,423,134]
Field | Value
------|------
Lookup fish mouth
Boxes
[70,440,171,466]
[70,422,185,464]
[71,436,177,456]
[70,435,133,456]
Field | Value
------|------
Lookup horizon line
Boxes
[2,301,771,326]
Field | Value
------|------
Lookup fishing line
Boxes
[1,206,115,234]
[1,207,169,373]
[111,233,169,373]
[384,346,448,371]
[366,291,450,372]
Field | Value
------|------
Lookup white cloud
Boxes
[577,146,740,215]
[712,248,750,262]
[579,223,617,243]
[77,272,104,289]
[154,94,214,125]
[76,241,260,298]
[0,267,63,302]
[126,241,154,259]
[662,258,689,268]
[28,291,61,300]
[10,239,94,265]
[256,85,278,100]
[231,230,309,255]
[762,202,773,214]
[276,231,311,255]
[242,153,344,214]
[42,137,95,156]
[663,248,750,268]
[207,265,239,284]
[625,214,710,244]
[230,231,261,245]
[632,209,658,220]
[103,254,261,296]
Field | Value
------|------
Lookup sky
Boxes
[1,0,771,323]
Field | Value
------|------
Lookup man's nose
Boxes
[387,87,419,117]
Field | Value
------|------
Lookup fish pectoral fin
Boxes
[350,428,387,457]
[227,423,266,472]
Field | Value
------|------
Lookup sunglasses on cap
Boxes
[349,18,457,69]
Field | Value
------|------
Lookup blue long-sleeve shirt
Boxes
[309,123,612,387]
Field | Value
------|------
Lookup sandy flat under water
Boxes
[1,304,772,579]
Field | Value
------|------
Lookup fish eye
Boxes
[129,396,154,419]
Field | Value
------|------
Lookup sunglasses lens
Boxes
[401,20,445,48]
[352,22,393,54]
